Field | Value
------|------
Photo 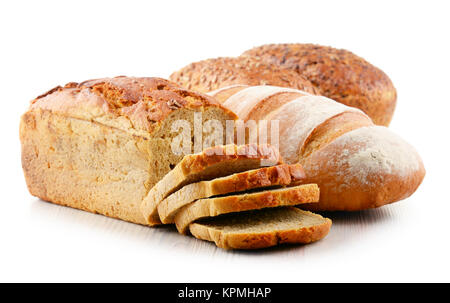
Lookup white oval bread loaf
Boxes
[189,207,332,249]
[157,164,305,224]
[174,184,319,234]
[211,85,425,211]
[301,126,425,210]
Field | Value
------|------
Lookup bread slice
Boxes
[189,207,332,249]
[174,184,319,234]
[158,164,306,224]
[140,144,282,225]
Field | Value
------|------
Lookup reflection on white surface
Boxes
[28,197,402,257]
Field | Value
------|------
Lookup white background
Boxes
[0,0,448,282]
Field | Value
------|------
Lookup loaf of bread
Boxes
[242,44,397,126]
[210,85,425,211]
[19,76,238,225]
[189,207,332,249]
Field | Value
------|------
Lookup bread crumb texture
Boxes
[190,207,332,249]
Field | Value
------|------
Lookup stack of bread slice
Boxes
[140,144,331,249]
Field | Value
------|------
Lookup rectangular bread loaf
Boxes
[19,77,237,225]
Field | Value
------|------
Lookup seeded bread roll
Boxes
[169,56,319,95]
[242,43,397,126]
[189,207,332,249]
[20,76,237,224]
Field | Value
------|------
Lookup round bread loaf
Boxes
[169,56,319,95]
[242,43,397,126]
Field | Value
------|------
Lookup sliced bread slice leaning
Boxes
[189,207,332,249]
[141,144,282,225]
[157,164,306,224]
[174,184,319,234]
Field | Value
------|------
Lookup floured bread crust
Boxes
[214,85,424,211]
[301,126,426,210]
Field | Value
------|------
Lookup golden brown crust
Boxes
[242,44,397,126]
[206,221,332,249]
[261,94,367,164]
[189,207,332,249]
[181,143,282,174]
[206,163,306,193]
[157,164,306,224]
[169,57,319,95]
[174,184,319,234]
[30,76,236,133]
